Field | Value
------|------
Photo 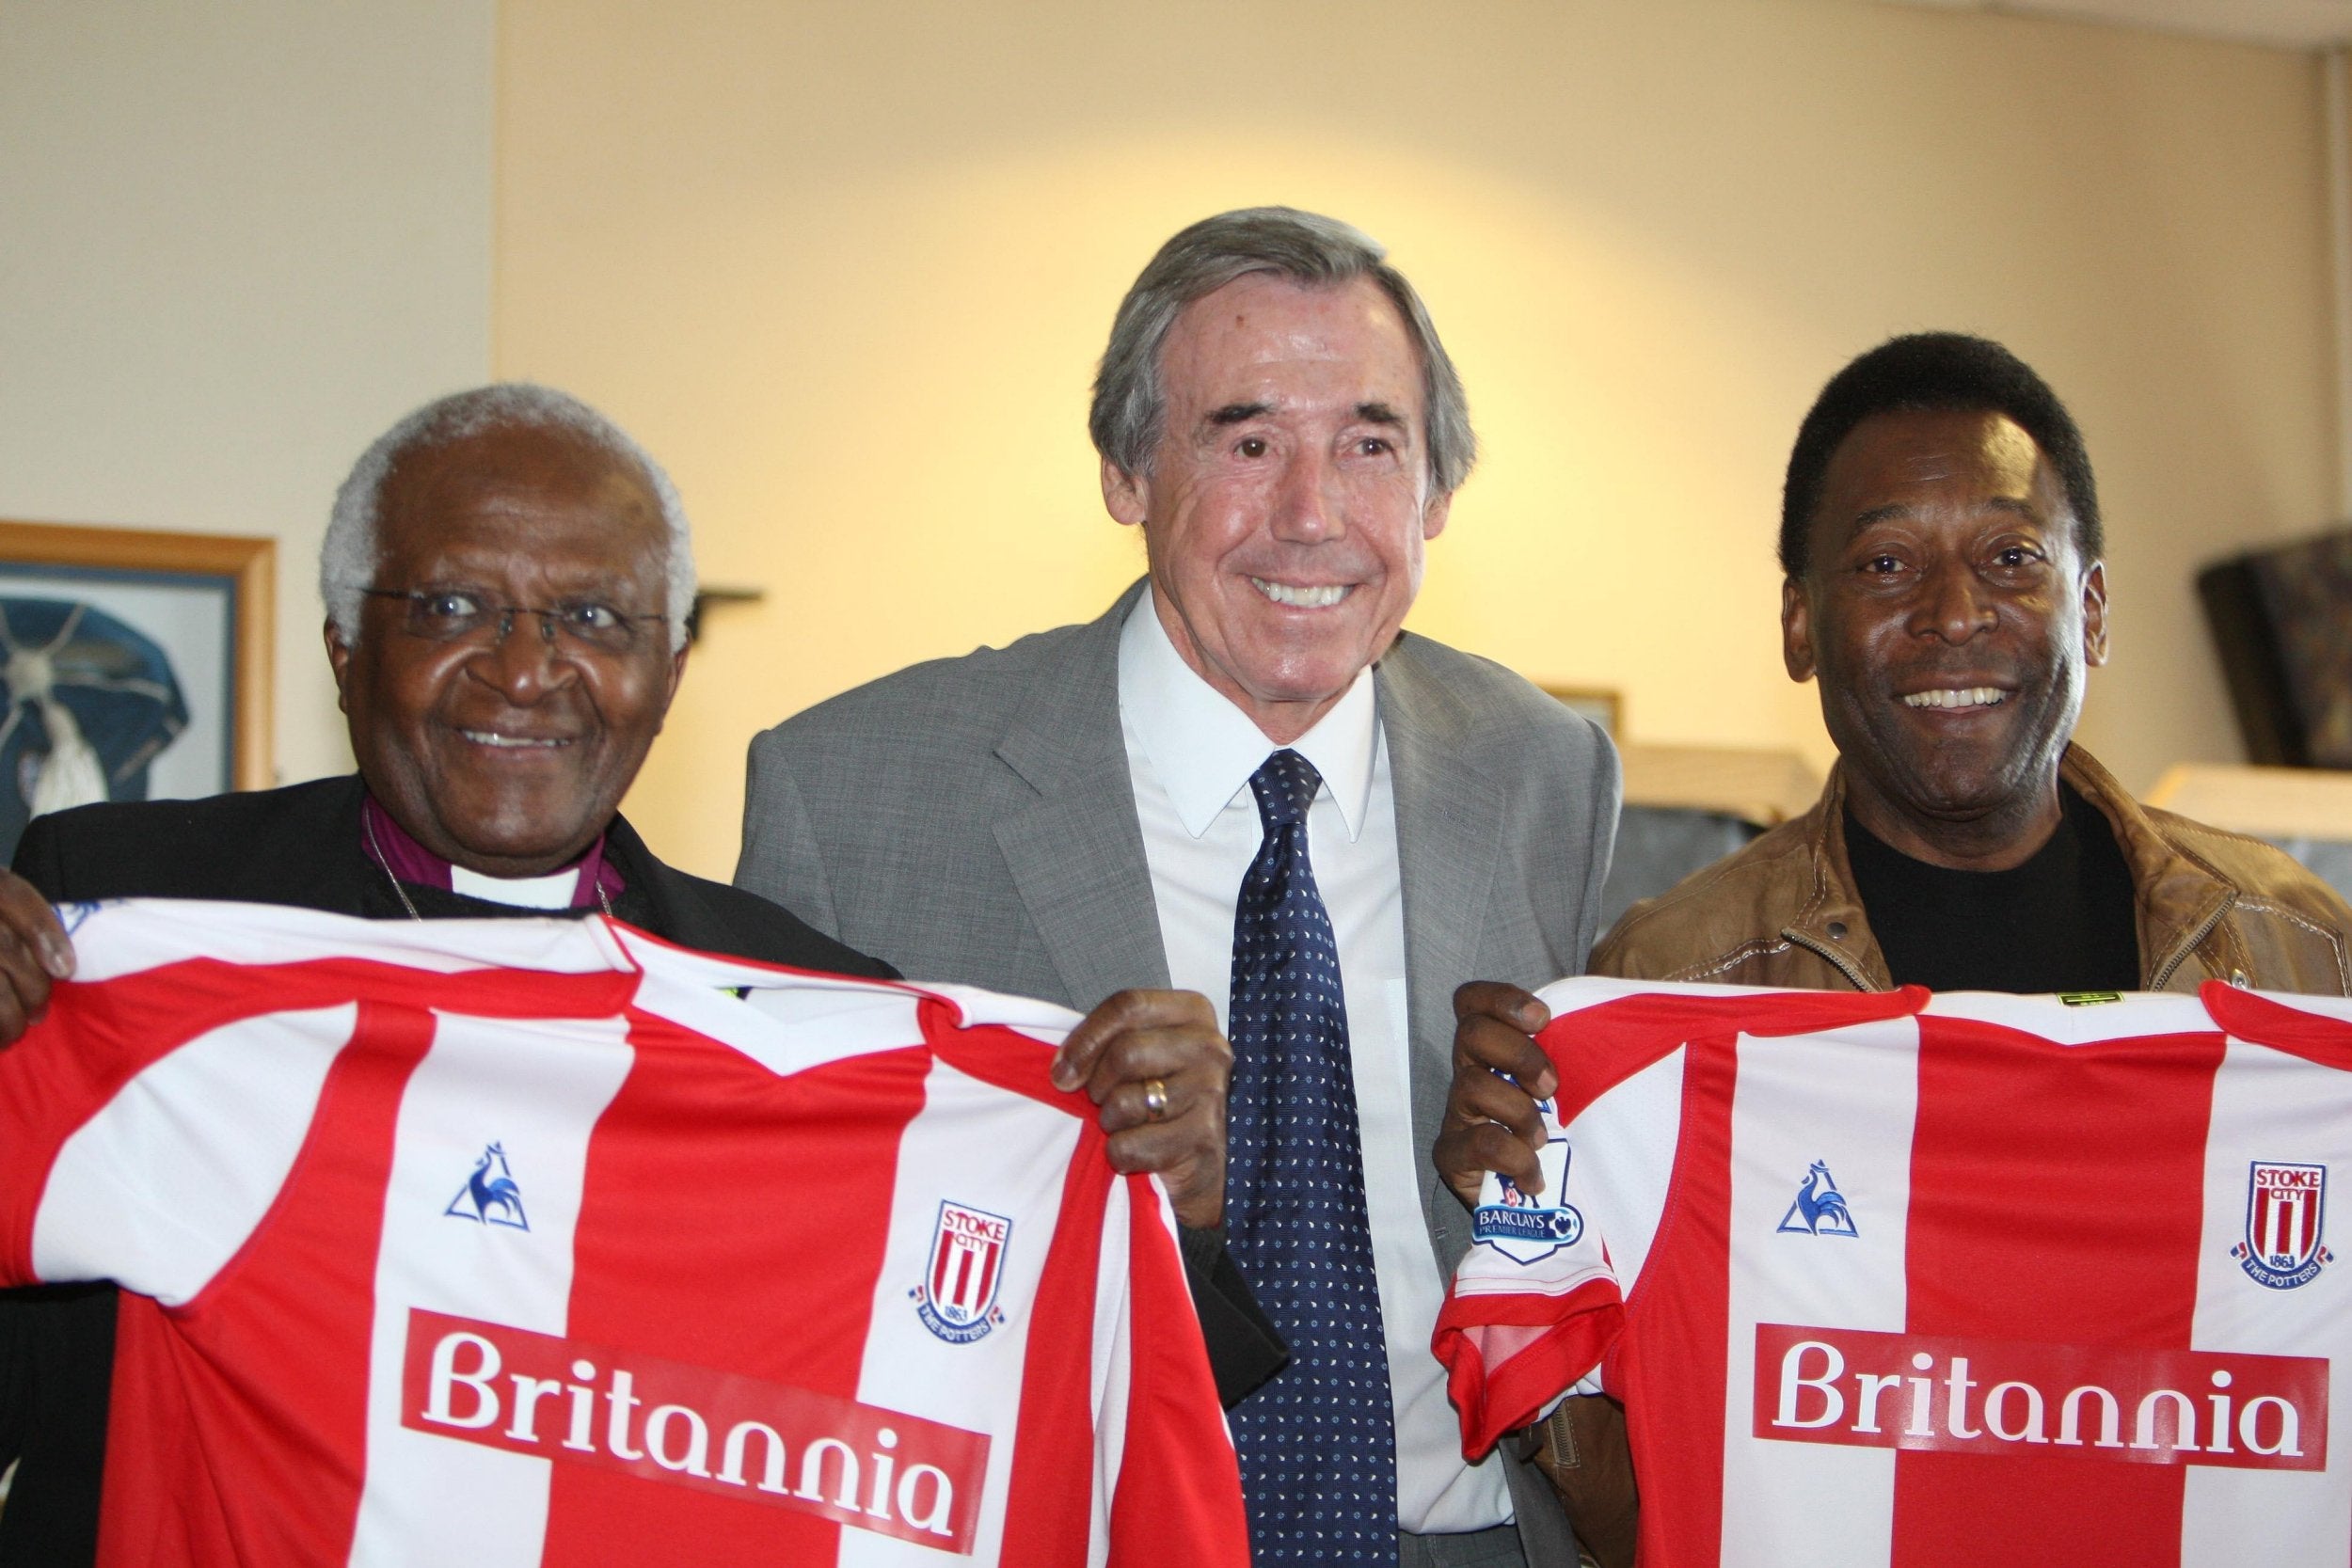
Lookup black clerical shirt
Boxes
[1842,783,2139,994]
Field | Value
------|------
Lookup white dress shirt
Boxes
[1117,590,1515,1536]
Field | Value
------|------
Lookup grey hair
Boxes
[320,383,695,653]
[1088,206,1477,496]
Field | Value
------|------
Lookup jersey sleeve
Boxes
[0,950,363,1301]
[1431,1083,1657,1457]
[0,902,647,1297]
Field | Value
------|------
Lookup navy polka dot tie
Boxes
[1224,749,1398,1565]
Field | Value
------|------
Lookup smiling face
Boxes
[1102,273,1450,744]
[1782,407,2107,869]
[326,422,687,878]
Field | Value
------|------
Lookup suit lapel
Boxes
[1380,638,1506,1236]
[991,582,1171,1006]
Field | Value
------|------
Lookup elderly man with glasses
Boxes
[17,382,885,963]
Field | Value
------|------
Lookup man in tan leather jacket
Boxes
[1437,333,2352,1567]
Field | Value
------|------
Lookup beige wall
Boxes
[0,0,495,784]
[501,0,2340,882]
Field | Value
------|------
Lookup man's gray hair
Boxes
[320,383,695,652]
[1088,206,1477,496]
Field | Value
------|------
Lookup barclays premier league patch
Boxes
[1471,1094,1582,1264]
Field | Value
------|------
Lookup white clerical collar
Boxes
[450,863,583,911]
[1118,585,1379,843]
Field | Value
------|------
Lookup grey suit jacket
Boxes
[737,579,1621,1559]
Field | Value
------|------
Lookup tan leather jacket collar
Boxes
[1778,746,2239,991]
[2066,749,2238,989]
[1774,766,1883,990]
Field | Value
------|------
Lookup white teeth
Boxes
[462,730,567,748]
[1901,688,2006,710]
[1251,578,1350,609]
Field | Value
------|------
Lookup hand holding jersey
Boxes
[0,871,71,1037]
[1436,981,1562,1210]
[1049,988,1230,1228]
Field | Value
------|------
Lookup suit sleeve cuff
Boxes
[1177,1222,1289,1407]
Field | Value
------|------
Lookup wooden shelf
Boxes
[2145,763,2352,842]
[1616,743,1823,827]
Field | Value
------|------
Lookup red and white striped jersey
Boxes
[1433,977,2352,1568]
[0,899,1247,1568]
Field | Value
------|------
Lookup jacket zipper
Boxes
[1784,928,1883,991]
[2148,893,2234,991]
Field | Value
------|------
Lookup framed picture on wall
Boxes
[0,520,273,863]
[1541,684,1621,738]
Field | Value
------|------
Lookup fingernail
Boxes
[40,938,72,979]
[1049,1063,1078,1091]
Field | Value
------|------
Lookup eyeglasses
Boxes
[358,587,668,654]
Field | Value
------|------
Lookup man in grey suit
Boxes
[737,208,1618,1567]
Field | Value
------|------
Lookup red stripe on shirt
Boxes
[1620,1027,1740,1568]
[1891,1016,2224,1568]
[101,1000,441,1567]
[541,1019,934,1565]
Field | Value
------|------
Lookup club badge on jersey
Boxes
[1472,1095,1583,1264]
[2233,1161,2332,1290]
[913,1200,1013,1343]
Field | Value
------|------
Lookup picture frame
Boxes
[0,519,273,862]
[1541,684,1622,738]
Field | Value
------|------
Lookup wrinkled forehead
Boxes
[1159,273,1426,409]
[377,425,667,578]
[1809,408,2071,555]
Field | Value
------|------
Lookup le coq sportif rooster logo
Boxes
[445,1141,531,1231]
[1777,1159,1858,1238]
